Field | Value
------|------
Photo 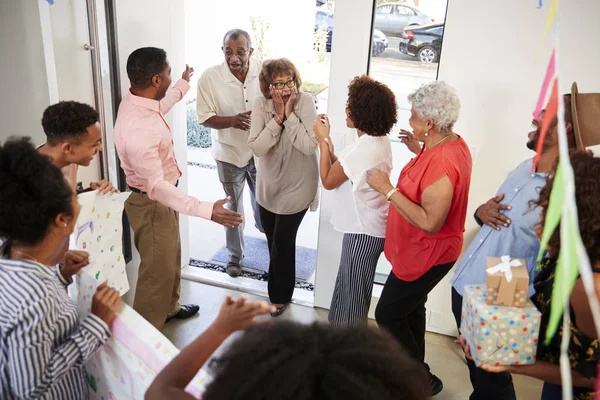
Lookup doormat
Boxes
[189,259,314,291]
[209,236,317,282]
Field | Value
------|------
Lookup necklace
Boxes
[425,134,454,151]
[12,249,43,264]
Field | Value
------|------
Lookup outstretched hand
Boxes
[211,197,244,228]
[212,294,276,336]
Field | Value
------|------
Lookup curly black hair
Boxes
[126,47,169,88]
[0,137,73,255]
[41,101,99,145]
[346,76,398,137]
[202,321,429,400]
[536,151,600,266]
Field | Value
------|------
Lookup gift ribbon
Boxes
[486,256,523,283]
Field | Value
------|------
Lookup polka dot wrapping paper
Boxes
[460,285,541,367]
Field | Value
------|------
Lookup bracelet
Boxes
[385,187,399,201]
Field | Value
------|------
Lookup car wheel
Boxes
[418,46,437,63]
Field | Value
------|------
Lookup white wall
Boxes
[0,0,57,146]
[49,0,101,188]
[115,0,190,304]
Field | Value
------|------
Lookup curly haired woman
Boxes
[314,75,397,326]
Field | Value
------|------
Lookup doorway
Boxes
[179,0,339,304]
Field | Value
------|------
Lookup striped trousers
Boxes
[328,233,385,326]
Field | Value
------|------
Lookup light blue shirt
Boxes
[451,158,547,297]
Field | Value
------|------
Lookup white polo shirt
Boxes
[196,59,263,168]
[330,134,393,238]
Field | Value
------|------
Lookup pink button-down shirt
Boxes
[114,79,213,219]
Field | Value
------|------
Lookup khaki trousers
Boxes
[125,192,181,330]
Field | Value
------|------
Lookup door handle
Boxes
[84,43,95,51]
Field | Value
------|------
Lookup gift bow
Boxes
[486,256,523,283]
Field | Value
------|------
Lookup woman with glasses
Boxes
[248,58,318,317]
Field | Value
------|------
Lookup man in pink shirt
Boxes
[114,47,243,329]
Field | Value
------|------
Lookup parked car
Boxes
[374,3,434,37]
[315,10,388,56]
[399,23,444,63]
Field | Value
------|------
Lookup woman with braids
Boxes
[147,300,428,400]
[462,151,600,400]
[314,75,397,326]
[0,137,121,399]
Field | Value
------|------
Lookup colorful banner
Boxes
[69,190,208,399]
[75,272,208,399]
[533,79,559,171]
[70,192,131,295]
[532,50,556,121]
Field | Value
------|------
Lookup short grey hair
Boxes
[223,29,252,48]
[408,81,461,133]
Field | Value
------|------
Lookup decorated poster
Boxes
[75,272,208,399]
[70,191,131,295]
[70,191,208,399]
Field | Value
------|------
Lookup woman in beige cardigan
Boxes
[248,58,318,317]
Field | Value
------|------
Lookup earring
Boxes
[424,131,429,137]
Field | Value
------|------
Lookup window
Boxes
[377,5,392,14]
[369,0,450,284]
[394,5,416,15]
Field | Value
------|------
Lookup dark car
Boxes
[399,23,444,63]
[315,10,388,56]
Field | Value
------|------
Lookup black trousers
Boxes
[375,261,455,372]
[258,205,307,304]
[451,287,517,400]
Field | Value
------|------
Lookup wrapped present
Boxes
[485,256,529,307]
[460,285,541,367]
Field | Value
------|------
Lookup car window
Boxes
[394,5,416,15]
[377,5,392,14]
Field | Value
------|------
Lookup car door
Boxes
[374,4,393,33]
[389,5,413,35]
[404,6,423,27]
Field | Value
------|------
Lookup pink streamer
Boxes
[532,49,556,120]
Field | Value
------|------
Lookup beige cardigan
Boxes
[248,92,319,215]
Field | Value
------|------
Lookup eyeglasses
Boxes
[271,80,296,90]
[223,49,249,58]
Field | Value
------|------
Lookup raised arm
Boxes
[160,79,190,116]
[145,296,275,400]
[248,98,282,157]
[314,114,348,190]
[283,93,318,156]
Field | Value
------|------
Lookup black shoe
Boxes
[166,304,200,323]
[226,261,242,277]
[270,304,287,318]
[429,374,443,396]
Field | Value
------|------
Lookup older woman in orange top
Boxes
[367,81,472,396]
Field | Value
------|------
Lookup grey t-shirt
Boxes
[248,92,318,215]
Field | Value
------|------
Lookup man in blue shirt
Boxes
[450,95,577,400]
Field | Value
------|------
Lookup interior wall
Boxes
[0,0,57,146]
[115,0,190,304]
[49,0,101,188]
[426,0,600,335]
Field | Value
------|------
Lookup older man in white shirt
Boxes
[196,29,264,277]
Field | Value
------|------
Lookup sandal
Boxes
[270,304,287,318]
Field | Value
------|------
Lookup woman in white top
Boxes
[314,75,397,326]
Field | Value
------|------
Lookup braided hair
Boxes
[203,321,429,400]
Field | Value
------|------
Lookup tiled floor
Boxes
[163,279,543,399]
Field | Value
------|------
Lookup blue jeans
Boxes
[452,287,517,400]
